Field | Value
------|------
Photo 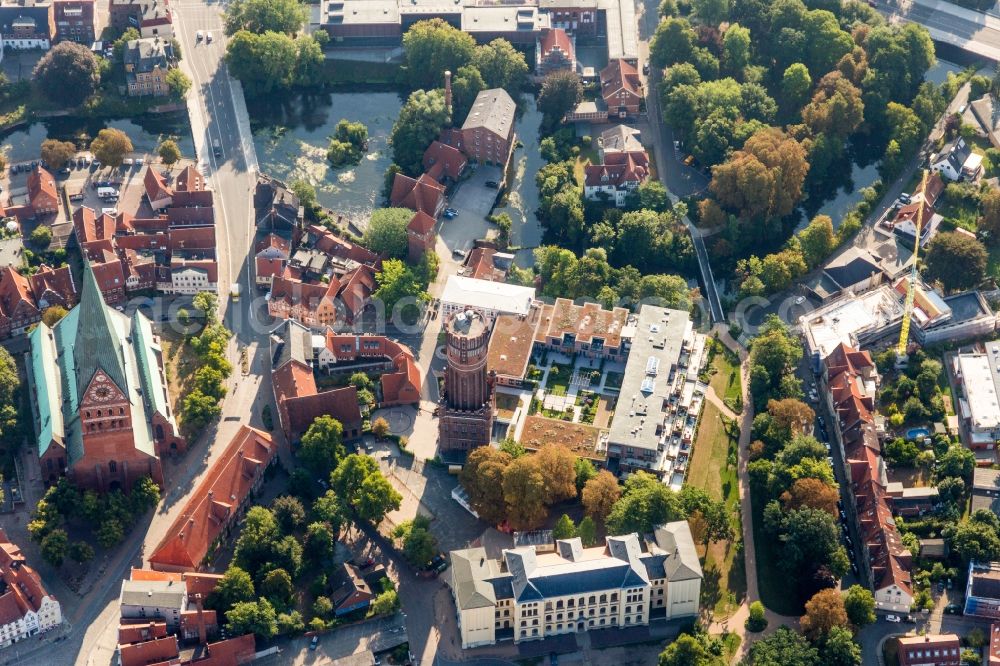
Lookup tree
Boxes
[658,634,713,666]
[158,139,181,167]
[801,588,848,641]
[537,70,583,123]
[33,42,99,106]
[472,39,528,93]
[30,225,52,248]
[272,495,305,533]
[68,540,95,564]
[166,68,192,99]
[298,415,346,478]
[452,65,486,121]
[606,472,685,535]
[981,189,1000,245]
[822,626,862,666]
[260,568,294,609]
[950,518,1000,562]
[226,598,278,639]
[746,600,767,631]
[90,128,133,168]
[233,507,280,572]
[96,519,125,548]
[924,232,987,292]
[393,515,438,567]
[801,72,864,138]
[938,444,976,479]
[843,584,875,628]
[722,23,751,74]
[224,0,306,35]
[40,139,77,169]
[778,507,849,581]
[459,447,511,526]
[535,444,578,502]
[225,30,298,96]
[711,127,809,222]
[304,521,335,563]
[356,473,402,524]
[193,291,219,320]
[781,477,838,515]
[577,516,597,546]
[502,455,550,530]
[700,500,734,546]
[401,19,476,90]
[374,259,429,314]
[691,0,729,24]
[389,88,450,175]
[40,529,69,567]
[371,417,390,439]
[749,627,819,666]
[363,208,412,259]
[368,590,400,616]
[637,181,670,212]
[798,215,836,268]
[650,18,696,69]
[312,490,345,533]
[552,514,577,540]
[294,35,324,87]
[582,470,621,523]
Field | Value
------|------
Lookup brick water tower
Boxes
[438,309,494,454]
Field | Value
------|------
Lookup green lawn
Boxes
[708,341,743,411]
[546,361,574,394]
[689,401,746,618]
[573,145,601,187]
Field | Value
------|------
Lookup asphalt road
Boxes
[878,0,1000,61]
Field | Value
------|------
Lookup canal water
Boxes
[248,91,403,221]
[0,112,195,164]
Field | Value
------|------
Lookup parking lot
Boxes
[438,166,504,255]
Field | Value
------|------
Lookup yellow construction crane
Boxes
[896,169,929,359]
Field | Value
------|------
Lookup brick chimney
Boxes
[194,593,207,644]
[444,70,452,117]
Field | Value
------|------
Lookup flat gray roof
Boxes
[607,305,690,451]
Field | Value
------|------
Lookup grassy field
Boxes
[707,341,742,411]
[688,400,746,618]
[158,327,198,416]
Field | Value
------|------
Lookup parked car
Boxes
[485,180,499,188]
[683,154,695,166]
[123,158,134,167]
[443,207,458,218]
[309,636,319,651]
[944,604,962,615]
[452,249,467,259]
[794,295,806,305]
[850,561,858,575]
[206,31,213,43]
[899,192,912,204]
[886,614,901,623]
[642,63,650,75]
[196,30,203,40]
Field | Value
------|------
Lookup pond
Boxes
[0,112,195,164]
[493,96,545,265]
[806,58,965,230]
[248,92,403,221]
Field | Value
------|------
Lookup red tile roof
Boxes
[308,225,379,267]
[175,166,205,192]
[389,173,444,217]
[148,426,275,572]
[407,211,436,236]
[0,265,38,322]
[0,529,55,622]
[119,635,179,666]
[600,59,642,103]
[118,621,169,645]
[143,167,173,204]
[170,226,216,251]
[195,634,256,666]
[584,151,649,188]
[27,166,58,214]
[540,28,573,59]
[255,233,290,257]
[422,141,467,182]
[29,264,77,307]
[256,257,285,281]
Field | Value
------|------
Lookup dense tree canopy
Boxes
[363,208,412,259]
[401,19,476,90]
[390,88,450,175]
[224,0,307,35]
[33,42,99,106]
[924,231,987,292]
[90,129,133,168]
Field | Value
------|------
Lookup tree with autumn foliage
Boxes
[781,477,839,515]
[800,587,849,641]
[459,447,511,526]
[502,455,549,530]
[582,471,622,523]
[535,444,578,502]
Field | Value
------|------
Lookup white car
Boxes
[206,32,213,43]
[794,295,806,305]
[123,158,133,166]
[885,614,902,623]
[196,30,203,41]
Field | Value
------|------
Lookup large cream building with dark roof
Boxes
[448,522,701,648]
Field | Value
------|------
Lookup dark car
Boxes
[485,180,499,188]
[309,636,319,651]
[944,604,963,615]
[850,561,858,575]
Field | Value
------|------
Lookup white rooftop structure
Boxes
[441,275,535,322]
[956,341,1000,446]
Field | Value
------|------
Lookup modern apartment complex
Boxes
[448,522,701,648]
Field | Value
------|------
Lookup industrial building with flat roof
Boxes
[605,305,706,484]
[318,0,637,61]
[441,275,536,323]
[954,341,1000,452]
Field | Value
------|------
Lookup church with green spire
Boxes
[27,261,185,492]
